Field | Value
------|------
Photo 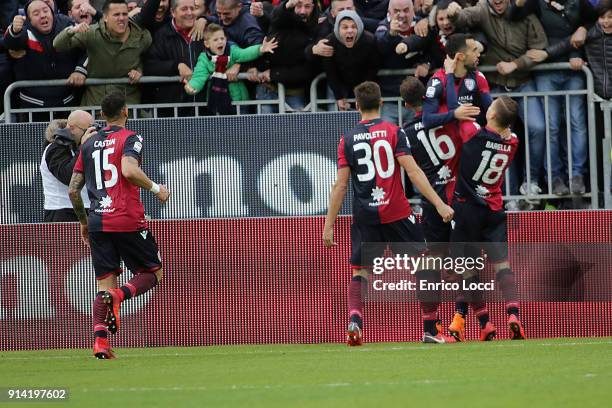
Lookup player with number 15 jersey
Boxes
[75,126,146,232]
[69,92,170,359]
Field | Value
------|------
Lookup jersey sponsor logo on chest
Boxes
[485,141,511,152]
[369,186,390,207]
[457,95,474,104]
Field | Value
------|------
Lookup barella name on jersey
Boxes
[485,140,512,152]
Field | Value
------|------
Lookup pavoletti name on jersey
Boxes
[94,139,116,148]
[485,141,511,152]
[354,130,387,141]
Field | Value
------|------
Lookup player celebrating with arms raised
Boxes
[452,95,526,340]
[69,92,170,359]
[323,81,455,346]
[420,33,493,340]
[423,33,491,129]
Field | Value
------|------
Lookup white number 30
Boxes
[354,140,395,182]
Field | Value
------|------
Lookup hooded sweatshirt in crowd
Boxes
[323,10,380,100]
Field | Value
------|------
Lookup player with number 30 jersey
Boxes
[323,81,455,347]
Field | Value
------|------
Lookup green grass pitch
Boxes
[1,338,611,408]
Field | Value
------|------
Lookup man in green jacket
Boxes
[54,0,152,106]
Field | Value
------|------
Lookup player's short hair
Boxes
[445,33,473,58]
[103,0,128,13]
[204,23,224,41]
[101,91,127,121]
[493,96,518,129]
[400,76,425,107]
[354,81,381,112]
[597,0,611,16]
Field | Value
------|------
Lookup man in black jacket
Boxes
[323,10,379,110]
[4,0,87,113]
[144,0,206,115]
[305,0,356,63]
[255,0,319,113]
[41,110,93,222]
[511,0,598,196]
[375,0,428,124]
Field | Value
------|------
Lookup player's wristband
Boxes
[150,182,160,194]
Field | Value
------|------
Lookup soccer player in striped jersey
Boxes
[69,92,170,359]
[421,33,493,339]
[323,81,456,345]
[452,95,526,340]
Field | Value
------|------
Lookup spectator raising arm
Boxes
[510,14,549,73]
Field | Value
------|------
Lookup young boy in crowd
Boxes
[184,23,277,115]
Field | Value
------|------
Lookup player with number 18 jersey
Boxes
[451,96,526,341]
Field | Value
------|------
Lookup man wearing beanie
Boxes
[322,9,380,110]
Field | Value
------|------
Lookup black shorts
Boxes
[89,230,162,280]
[422,203,452,254]
[450,201,508,263]
[351,216,427,268]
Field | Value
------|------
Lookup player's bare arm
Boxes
[121,156,170,203]
[397,155,454,222]
[68,172,90,247]
[323,167,350,247]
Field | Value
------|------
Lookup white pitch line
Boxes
[1,341,611,361]
[82,379,447,393]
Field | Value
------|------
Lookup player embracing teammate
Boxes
[69,92,170,359]
[325,34,526,345]
[406,33,525,341]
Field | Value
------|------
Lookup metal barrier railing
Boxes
[1,75,287,123]
[310,63,598,209]
[598,97,612,208]
[0,64,603,209]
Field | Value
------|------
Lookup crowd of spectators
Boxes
[0,0,611,204]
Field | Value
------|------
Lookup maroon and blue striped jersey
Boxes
[74,126,147,232]
[423,68,492,129]
[455,122,519,211]
[404,113,463,205]
[338,118,413,225]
